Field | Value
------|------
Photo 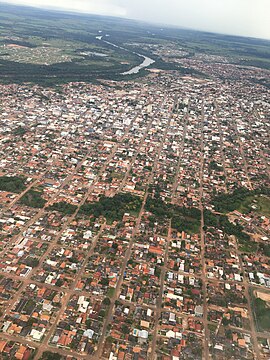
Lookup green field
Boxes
[230,194,270,217]
[256,196,270,217]
[233,195,270,217]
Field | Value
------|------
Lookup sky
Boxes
[3,0,270,39]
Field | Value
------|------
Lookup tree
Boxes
[102,297,111,306]
[0,176,26,193]
[121,324,130,334]
[41,351,62,360]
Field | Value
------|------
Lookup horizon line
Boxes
[1,1,270,42]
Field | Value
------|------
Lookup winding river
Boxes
[121,55,155,75]
[96,36,155,75]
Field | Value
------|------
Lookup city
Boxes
[0,2,269,360]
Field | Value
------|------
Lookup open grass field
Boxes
[237,195,270,217]
[251,290,270,333]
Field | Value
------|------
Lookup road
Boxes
[214,100,228,193]
[171,101,189,202]
[150,221,170,360]
[0,94,267,360]
[231,119,253,190]
[237,241,261,360]
[0,110,140,359]
[198,101,210,360]
[96,116,172,359]
[34,223,106,360]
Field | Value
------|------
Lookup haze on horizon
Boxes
[2,0,270,40]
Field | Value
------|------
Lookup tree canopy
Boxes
[0,176,26,193]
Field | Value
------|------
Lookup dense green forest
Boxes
[20,189,47,208]
[47,201,78,215]
[79,193,142,222]
[0,176,26,193]
[145,195,201,233]
[204,209,256,252]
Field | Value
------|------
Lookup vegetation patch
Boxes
[252,294,270,332]
[0,175,26,193]
[211,187,270,214]
[256,196,270,218]
[145,195,201,234]
[259,243,270,257]
[79,193,142,223]
[107,287,115,298]
[41,352,62,360]
[204,209,257,252]
[20,189,46,208]
[13,125,27,136]
[47,201,78,215]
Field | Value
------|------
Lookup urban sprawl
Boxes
[0,49,269,360]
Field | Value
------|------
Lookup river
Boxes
[96,35,155,75]
[121,54,155,75]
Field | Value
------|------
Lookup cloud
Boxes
[2,0,270,39]
[4,0,127,17]
[118,0,270,39]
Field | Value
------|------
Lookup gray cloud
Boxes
[3,0,270,39]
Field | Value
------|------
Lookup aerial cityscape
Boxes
[0,1,269,360]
